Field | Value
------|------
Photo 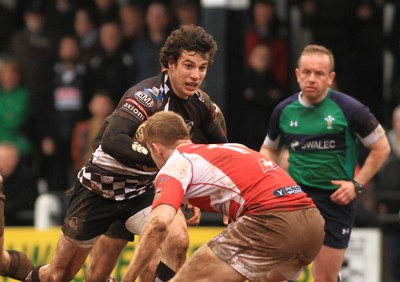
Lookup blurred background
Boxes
[0,0,399,281]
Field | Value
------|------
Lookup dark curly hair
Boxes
[159,25,218,68]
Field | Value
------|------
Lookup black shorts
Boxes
[61,180,154,242]
[300,184,356,249]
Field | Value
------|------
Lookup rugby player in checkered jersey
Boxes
[26,25,227,282]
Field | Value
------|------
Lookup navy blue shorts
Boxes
[62,180,154,242]
[300,184,356,249]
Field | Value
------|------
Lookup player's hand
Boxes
[330,180,356,205]
[185,204,201,226]
[223,215,230,225]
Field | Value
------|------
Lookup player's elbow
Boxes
[382,144,391,160]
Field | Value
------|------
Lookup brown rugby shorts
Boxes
[208,208,325,281]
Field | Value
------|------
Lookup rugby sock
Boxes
[3,250,34,281]
[154,261,176,282]
[24,265,43,282]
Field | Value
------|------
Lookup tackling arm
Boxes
[122,204,177,282]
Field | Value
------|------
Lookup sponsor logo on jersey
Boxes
[122,98,147,121]
[286,133,346,152]
[154,188,162,200]
[258,159,278,173]
[290,140,300,150]
[134,91,154,107]
[144,87,162,100]
[301,140,336,150]
[290,120,298,127]
[273,185,302,197]
[324,115,335,129]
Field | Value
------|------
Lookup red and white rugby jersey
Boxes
[152,143,315,221]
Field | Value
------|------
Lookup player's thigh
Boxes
[171,244,246,282]
[312,245,345,282]
[85,235,128,282]
[159,209,189,270]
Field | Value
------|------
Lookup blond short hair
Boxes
[144,111,190,147]
[298,44,335,72]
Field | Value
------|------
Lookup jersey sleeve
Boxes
[331,91,384,147]
[196,91,228,143]
[263,101,286,149]
[152,174,185,210]
[101,90,158,167]
[152,153,193,210]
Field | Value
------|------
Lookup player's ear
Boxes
[150,143,163,157]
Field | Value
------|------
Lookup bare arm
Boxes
[331,134,391,205]
[259,144,280,163]
[122,205,177,282]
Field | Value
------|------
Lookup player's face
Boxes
[295,53,335,104]
[168,50,209,99]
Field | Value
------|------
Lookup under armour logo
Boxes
[290,121,298,127]
[342,228,350,235]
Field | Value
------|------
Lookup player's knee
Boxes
[84,267,109,282]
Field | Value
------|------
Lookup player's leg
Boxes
[312,245,345,282]
[156,209,189,281]
[27,233,92,282]
[85,235,128,282]
[171,244,246,282]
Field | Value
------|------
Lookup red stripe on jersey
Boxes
[153,174,184,211]
[126,98,149,119]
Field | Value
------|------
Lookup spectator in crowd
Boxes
[44,0,77,43]
[373,104,400,282]
[71,90,115,174]
[387,0,400,120]
[0,142,37,226]
[172,0,200,27]
[87,21,134,104]
[245,0,289,91]
[0,59,32,159]
[242,43,284,150]
[131,1,172,83]
[118,3,145,53]
[9,0,57,149]
[73,7,100,63]
[0,4,17,57]
[38,35,87,192]
[92,0,120,25]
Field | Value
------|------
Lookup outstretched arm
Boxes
[122,204,177,282]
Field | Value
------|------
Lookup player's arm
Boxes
[331,127,390,205]
[122,204,177,282]
[259,144,279,163]
[101,115,154,167]
[354,133,390,185]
